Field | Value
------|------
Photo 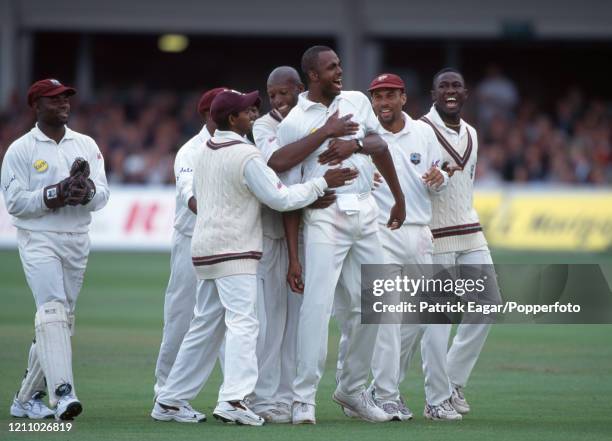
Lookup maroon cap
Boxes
[368,73,405,92]
[27,79,76,107]
[197,87,229,118]
[210,90,261,125]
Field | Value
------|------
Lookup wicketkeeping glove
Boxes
[70,157,90,178]
[43,176,74,209]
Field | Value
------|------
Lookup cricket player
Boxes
[277,46,406,424]
[420,67,501,414]
[153,87,227,397]
[251,66,360,423]
[2,79,109,420]
[151,89,357,425]
[363,73,462,421]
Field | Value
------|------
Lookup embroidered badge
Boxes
[33,159,48,172]
[410,153,421,165]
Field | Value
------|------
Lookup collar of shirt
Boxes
[198,124,213,142]
[378,112,414,138]
[212,129,252,144]
[427,105,467,138]
[297,91,343,112]
[31,124,76,143]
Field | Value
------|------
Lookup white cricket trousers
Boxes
[154,230,199,395]
[157,274,259,405]
[369,225,453,405]
[433,246,496,387]
[252,235,289,409]
[293,195,382,405]
[16,229,88,401]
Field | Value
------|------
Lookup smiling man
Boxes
[419,68,501,417]
[2,78,109,421]
[277,46,405,424]
[363,73,461,422]
[250,66,360,423]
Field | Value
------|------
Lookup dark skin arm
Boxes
[267,110,358,173]
[188,196,197,214]
[283,211,304,293]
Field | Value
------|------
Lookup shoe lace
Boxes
[361,390,377,409]
[454,386,465,400]
[440,400,455,412]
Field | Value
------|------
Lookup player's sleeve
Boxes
[0,145,49,218]
[86,139,109,211]
[358,92,382,135]
[253,119,280,164]
[243,156,327,212]
[174,144,195,209]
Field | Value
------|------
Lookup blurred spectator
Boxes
[0,82,610,186]
[476,64,519,127]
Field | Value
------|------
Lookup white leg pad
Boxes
[17,341,47,403]
[35,302,75,408]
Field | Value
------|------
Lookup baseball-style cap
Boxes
[27,79,76,107]
[197,87,229,118]
[368,73,405,92]
[210,90,261,125]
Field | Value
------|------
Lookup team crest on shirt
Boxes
[33,159,48,172]
[410,153,421,165]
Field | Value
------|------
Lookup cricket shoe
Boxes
[213,401,264,426]
[450,385,470,414]
[256,403,291,424]
[55,394,83,421]
[367,386,400,421]
[332,388,392,423]
[292,402,316,424]
[151,401,206,423]
[396,395,413,421]
[423,399,462,421]
[10,392,54,419]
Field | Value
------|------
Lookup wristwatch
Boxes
[355,138,364,153]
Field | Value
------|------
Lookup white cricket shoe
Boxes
[257,402,291,423]
[213,401,264,426]
[55,394,83,421]
[450,385,470,414]
[292,401,316,424]
[423,399,462,421]
[10,393,54,419]
[332,388,392,423]
[367,386,400,422]
[151,401,206,423]
[396,395,413,421]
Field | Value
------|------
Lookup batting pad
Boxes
[35,302,74,407]
[17,341,46,403]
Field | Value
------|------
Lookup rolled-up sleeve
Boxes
[243,156,327,212]
[1,147,49,218]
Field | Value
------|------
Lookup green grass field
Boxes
[1,249,611,441]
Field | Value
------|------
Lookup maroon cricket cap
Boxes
[210,90,261,125]
[368,73,405,92]
[197,87,229,118]
[27,79,76,107]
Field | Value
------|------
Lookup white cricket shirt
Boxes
[173,125,212,237]
[373,112,448,226]
[277,91,379,195]
[252,109,286,239]
[1,124,109,233]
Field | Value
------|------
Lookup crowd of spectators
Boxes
[1,74,610,187]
